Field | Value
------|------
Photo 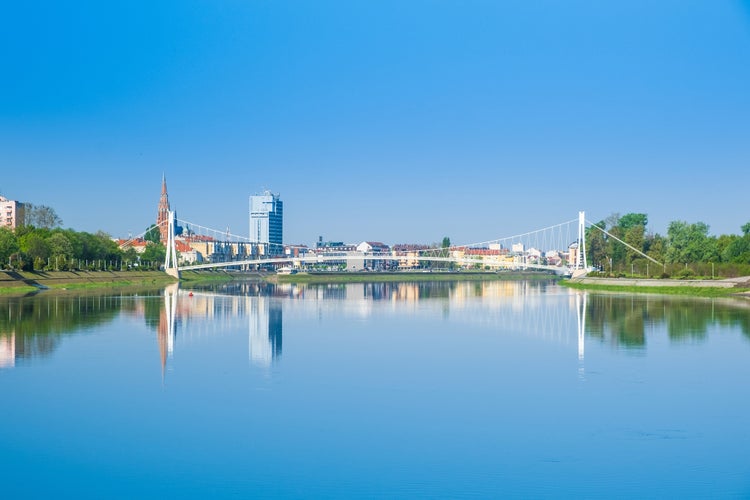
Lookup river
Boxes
[1,280,749,498]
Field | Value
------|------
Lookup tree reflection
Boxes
[585,293,750,348]
[0,292,147,365]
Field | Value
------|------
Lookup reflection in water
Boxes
[249,297,282,367]
[2,280,750,376]
[0,293,135,368]
[584,293,750,348]
[0,334,14,368]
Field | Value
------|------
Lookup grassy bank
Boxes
[273,271,557,284]
[0,269,260,296]
[561,279,750,298]
[0,270,177,295]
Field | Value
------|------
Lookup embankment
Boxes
[0,270,177,295]
[564,276,750,297]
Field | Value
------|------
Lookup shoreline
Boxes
[1,269,554,295]
[0,270,178,296]
[6,269,749,298]
[271,270,557,284]
[562,276,750,297]
[0,270,240,296]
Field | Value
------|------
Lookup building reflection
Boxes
[0,333,14,368]
[152,283,285,376]
[2,280,750,374]
[249,297,282,368]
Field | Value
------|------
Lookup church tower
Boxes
[157,175,170,244]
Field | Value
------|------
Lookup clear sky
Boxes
[1,1,749,246]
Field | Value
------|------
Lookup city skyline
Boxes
[2,2,749,245]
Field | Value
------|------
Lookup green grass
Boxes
[0,270,177,296]
[561,280,750,298]
[0,285,38,295]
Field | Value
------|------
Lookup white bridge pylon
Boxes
[164,211,180,278]
[162,211,591,276]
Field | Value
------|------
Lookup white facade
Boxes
[249,191,283,255]
[0,196,25,230]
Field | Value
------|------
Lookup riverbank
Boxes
[0,269,250,296]
[563,276,750,297]
[0,270,178,295]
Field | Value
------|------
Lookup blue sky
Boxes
[1,1,749,246]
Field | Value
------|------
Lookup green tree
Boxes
[19,233,50,261]
[122,247,139,266]
[141,242,166,268]
[618,213,648,231]
[722,233,750,263]
[606,225,626,269]
[585,220,607,269]
[624,224,645,264]
[144,224,161,244]
[95,231,122,262]
[666,221,713,264]
[0,227,19,268]
[47,232,74,258]
[645,233,667,264]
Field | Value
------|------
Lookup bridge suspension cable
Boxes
[585,218,664,268]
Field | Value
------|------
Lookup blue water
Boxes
[1,281,749,498]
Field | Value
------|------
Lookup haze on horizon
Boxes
[1,1,749,246]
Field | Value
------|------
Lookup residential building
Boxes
[356,241,390,254]
[0,195,25,230]
[250,191,283,255]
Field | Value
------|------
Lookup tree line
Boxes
[0,207,166,271]
[586,213,750,278]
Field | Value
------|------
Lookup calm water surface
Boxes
[1,280,749,498]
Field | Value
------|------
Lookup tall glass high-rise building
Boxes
[249,191,283,255]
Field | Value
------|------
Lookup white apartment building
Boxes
[0,196,25,230]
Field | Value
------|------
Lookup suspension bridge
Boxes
[122,211,598,278]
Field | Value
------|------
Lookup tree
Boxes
[618,213,648,231]
[441,237,451,248]
[722,237,750,263]
[19,233,50,262]
[95,231,122,261]
[141,242,166,267]
[0,227,19,268]
[47,233,74,258]
[144,224,161,244]
[606,225,626,269]
[666,221,712,264]
[585,220,607,269]
[624,225,645,264]
[24,204,63,229]
[122,247,139,265]
[645,233,667,264]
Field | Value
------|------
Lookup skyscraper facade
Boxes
[249,191,283,255]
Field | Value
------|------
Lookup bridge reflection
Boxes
[2,283,748,373]
[155,283,286,375]
[153,279,589,377]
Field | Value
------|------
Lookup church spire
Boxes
[157,175,171,244]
